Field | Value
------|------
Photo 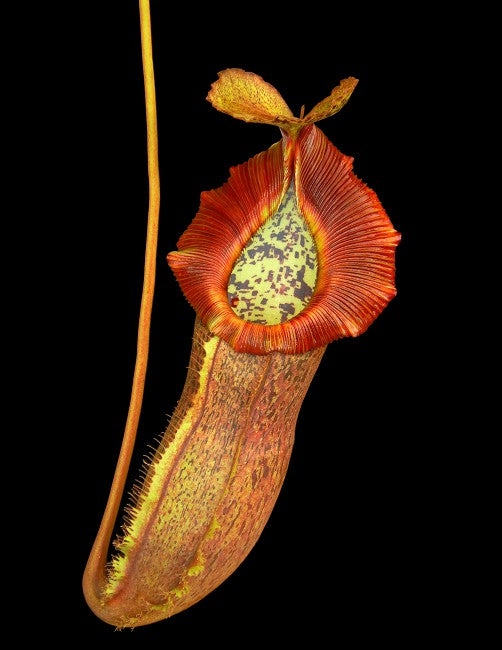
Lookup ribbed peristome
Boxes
[168,70,400,354]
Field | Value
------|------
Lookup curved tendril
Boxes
[83,0,160,601]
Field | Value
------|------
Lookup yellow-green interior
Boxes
[228,182,318,325]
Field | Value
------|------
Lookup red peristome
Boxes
[295,124,401,342]
[168,141,291,347]
[168,125,400,355]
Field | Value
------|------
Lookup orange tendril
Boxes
[83,0,160,606]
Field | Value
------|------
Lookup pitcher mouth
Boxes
[168,72,400,354]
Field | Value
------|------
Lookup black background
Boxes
[49,1,450,642]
